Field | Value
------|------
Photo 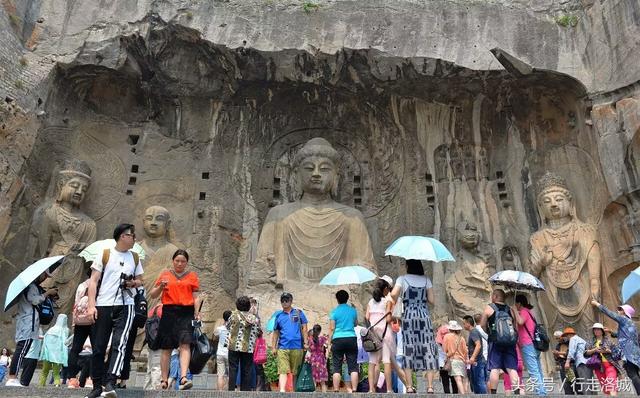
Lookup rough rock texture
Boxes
[0,0,638,370]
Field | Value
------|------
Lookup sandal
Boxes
[406,386,417,394]
[160,380,168,390]
[427,386,435,394]
[179,376,193,391]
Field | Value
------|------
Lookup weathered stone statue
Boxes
[529,172,601,337]
[135,205,179,351]
[248,138,376,324]
[28,159,97,316]
[446,220,493,318]
[251,137,376,286]
[138,205,179,297]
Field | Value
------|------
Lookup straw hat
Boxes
[553,331,563,338]
[561,327,576,337]
[380,275,393,286]
[447,320,463,331]
[592,323,605,330]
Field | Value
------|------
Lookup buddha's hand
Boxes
[591,300,600,307]
[538,246,554,267]
[590,279,600,301]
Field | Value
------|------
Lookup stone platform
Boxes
[0,386,583,398]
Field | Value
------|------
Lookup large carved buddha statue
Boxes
[446,220,493,318]
[529,172,601,336]
[250,137,376,289]
[28,159,97,317]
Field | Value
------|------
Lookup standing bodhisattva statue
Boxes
[250,137,376,287]
[529,172,601,337]
[28,159,97,317]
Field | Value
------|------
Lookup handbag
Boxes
[253,337,267,365]
[443,335,462,372]
[189,326,214,374]
[361,312,391,352]
[586,354,602,370]
[294,362,316,392]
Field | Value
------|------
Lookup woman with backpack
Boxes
[389,259,439,394]
[5,271,57,387]
[149,249,201,391]
[366,278,409,392]
[584,322,621,395]
[514,294,546,396]
[591,300,640,394]
[67,268,93,388]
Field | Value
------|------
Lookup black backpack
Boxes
[26,286,54,330]
[145,305,161,350]
[524,312,550,352]
[489,303,518,348]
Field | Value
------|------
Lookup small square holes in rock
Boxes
[199,192,206,200]
[128,176,137,185]
[126,190,133,196]
[131,165,139,173]
[127,135,140,145]
[202,172,210,180]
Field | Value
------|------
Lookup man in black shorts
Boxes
[480,289,522,394]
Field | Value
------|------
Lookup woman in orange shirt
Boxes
[149,249,201,391]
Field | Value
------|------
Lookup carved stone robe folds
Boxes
[529,221,599,337]
[251,201,376,286]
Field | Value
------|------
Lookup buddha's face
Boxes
[298,156,337,195]
[58,176,90,206]
[540,189,572,221]
[458,222,479,249]
[143,207,169,238]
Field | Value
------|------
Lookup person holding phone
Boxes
[149,249,201,391]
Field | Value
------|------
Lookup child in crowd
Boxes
[168,348,193,390]
[39,314,69,387]
[307,325,328,392]
[0,348,11,383]
[214,310,231,390]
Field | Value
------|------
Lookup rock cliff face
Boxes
[0,0,638,352]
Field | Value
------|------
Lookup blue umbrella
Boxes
[384,236,455,262]
[622,266,640,303]
[489,270,545,292]
[4,255,65,311]
[319,266,377,286]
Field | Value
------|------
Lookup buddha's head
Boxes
[55,159,92,207]
[143,206,171,239]
[292,137,340,199]
[457,220,480,250]
[536,172,576,224]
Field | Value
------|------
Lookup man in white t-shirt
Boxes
[85,224,143,398]
[214,310,232,390]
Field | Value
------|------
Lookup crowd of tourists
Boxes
[5,223,640,396]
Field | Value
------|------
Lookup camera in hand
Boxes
[120,273,135,297]
[192,319,202,328]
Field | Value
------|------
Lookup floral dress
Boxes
[308,335,328,383]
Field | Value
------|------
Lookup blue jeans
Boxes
[470,359,488,394]
[521,344,546,395]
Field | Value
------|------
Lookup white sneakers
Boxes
[5,379,24,387]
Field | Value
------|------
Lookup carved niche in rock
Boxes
[445,220,493,319]
[529,172,601,338]
[28,159,97,317]
[434,143,490,183]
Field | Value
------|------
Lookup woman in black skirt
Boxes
[149,249,201,390]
